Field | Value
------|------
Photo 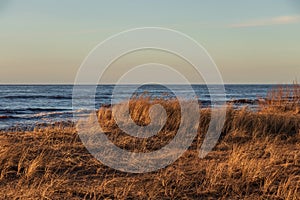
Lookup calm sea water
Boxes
[0,84,279,130]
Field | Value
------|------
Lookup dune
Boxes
[0,84,299,199]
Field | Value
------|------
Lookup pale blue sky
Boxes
[0,0,299,83]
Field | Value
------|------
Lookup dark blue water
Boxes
[0,84,278,130]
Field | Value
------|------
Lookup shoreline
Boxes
[1,98,298,132]
[0,97,273,131]
[2,83,290,131]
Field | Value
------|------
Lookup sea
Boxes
[0,84,281,130]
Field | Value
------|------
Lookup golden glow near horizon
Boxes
[0,1,299,84]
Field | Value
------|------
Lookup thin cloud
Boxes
[229,15,300,28]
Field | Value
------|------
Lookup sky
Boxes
[0,0,299,84]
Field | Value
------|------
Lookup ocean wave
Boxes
[0,108,72,114]
[0,109,92,122]
[33,109,91,117]
[2,95,72,100]
[2,95,112,100]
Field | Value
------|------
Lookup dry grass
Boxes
[259,81,300,113]
[0,85,299,199]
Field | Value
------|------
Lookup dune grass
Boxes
[0,84,299,199]
[259,81,300,113]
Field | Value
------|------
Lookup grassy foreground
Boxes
[0,87,300,199]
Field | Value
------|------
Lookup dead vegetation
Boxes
[0,84,299,199]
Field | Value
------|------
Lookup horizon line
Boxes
[0,83,293,85]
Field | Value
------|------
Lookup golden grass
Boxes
[259,81,300,113]
[0,85,299,199]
